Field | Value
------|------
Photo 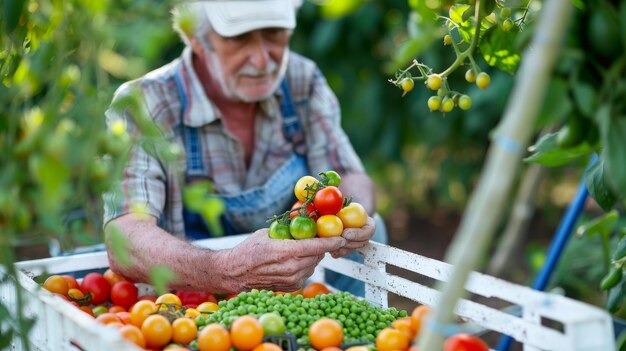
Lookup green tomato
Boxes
[476,72,490,89]
[92,305,108,317]
[322,170,341,187]
[426,74,443,90]
[458,95,472,110]
[290,216,317,240]
[465,69,476,83]
[427,96,441,111]
[269,220,293,240]
[400,78,414,93]
[259,312,286,335]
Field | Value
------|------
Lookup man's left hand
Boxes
[330,216,376,258]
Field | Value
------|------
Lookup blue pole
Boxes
[497,156,596,351]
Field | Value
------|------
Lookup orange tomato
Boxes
[108,305,126,313]
[172,317,198,344]
[119,324,146,348]
[95,313,121,325]
[392,317,416,340]
[79,306,94,317]
[309,318,343,350]
[129,300,157,327]
[197,323,231,351]
[230,315,264,350]
[320,347,343,351]
[376,327,410,351]
[116,311,132,325]
[103,268,126,287]
[155,293,182,311]
[141,314,173,348]
[316,215,344,237]
[62,275,79,290]
[43,275,69,296]
[410,305,432,336]
[184,308,201,319]
[196,301,219,314]
[252,342,283,351]
[302,282,330,298]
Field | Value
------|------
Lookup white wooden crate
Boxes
[1,234,615,351]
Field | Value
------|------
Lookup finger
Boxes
[341,217,376,241]
[287,236,347,257]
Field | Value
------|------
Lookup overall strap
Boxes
[173,66,204,175]
[279,80,305,154]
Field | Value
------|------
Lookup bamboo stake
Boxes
[418,0,574,349]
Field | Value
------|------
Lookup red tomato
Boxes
[289,201,319,221]
[443,334,489,351]
[110,281,138,310]
[176,290,217,306]
[80,273,110,305]
[313,186,343,215]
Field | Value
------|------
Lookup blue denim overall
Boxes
[174,67,383,296]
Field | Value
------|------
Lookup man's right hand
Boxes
[221,229,347,293]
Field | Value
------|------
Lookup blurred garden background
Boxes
[3,0,625,341]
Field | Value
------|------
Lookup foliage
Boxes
[0,0,184,347]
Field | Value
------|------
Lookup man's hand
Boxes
[330,216,376,258]
[223,230,347,292]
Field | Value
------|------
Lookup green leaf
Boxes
[480,27,521,74]
[603,115,626,197]
[537,78,573,127]
[107,225,132,267]
[524,133,594,167]
[576,210,618,238]
[3,0,25,33]
[479,0,496,17]
[608,278,626,313]
[572,83,596,118]
[0,328,13,349]
[149,265,175,296]
[319,0,364,19]
[584,158,618,211]
[0,302,10,320]
[449,5,471,25]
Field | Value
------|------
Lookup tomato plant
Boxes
[80,273,110,305]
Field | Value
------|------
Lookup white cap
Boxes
[196,0,296,37]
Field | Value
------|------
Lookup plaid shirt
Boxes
[103,48,365,236]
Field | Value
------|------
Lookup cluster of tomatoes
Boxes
[268,171,368,240]
[372,304,489,351]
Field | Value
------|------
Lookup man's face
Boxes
[201,28,291,102]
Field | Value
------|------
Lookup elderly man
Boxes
[103,0,386,295]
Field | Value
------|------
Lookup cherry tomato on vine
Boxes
[458,95,472,110]
[426,74,443,90]
[428,96,442,111]
[476,72,490,89]
[443,34,453,45]
[269,220,293,240]
[290,216,317,240]
[316,215,344,238]
[80,272,110,305]
[400,78,414,93]
[465,69,476,83]
[501,18,513,32]
[322,170,342,187]
[441,97,454,112]
[110,280,138,310]
[337,202,367,228]
[314,186,343,215]
[443,333,489,351]
[294,175,319,202]
[289,200,318,221]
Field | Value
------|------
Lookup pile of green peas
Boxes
[195,289,407,345]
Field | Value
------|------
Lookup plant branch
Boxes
[418,0,574,349]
